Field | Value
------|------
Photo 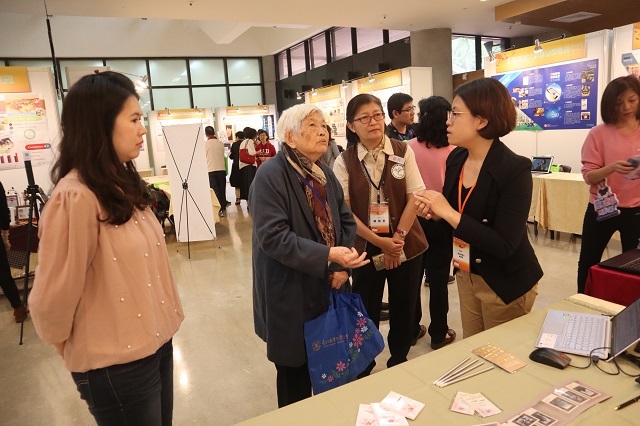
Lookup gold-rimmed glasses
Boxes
[447,111,468,122]
[353,112,386,124]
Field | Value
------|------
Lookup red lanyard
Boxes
[457,165,476,214]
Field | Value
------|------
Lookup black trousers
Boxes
[418,217,452,343]
[274,363,311,408]
[577,204,640,293]
[208,170,228,211]
[0,240,22,309]
[352,244,423,375]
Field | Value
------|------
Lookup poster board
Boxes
[215,104,277,148]
[161,123,215,242]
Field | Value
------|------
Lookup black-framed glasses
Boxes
[447,111,469,122]
[400,106,416,113]
[353,112,385,124]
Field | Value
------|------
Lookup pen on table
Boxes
[613,394,640,411]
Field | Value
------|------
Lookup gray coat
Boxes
[249,151,356,367]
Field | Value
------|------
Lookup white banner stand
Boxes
[161,124,216,253]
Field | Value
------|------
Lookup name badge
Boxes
[452,237,470,272]
[389,155,405,165]
[369,203,390,233]
[391,163,405,180]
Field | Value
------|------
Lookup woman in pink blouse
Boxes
[29,72,183,426]
[577,75,640,293]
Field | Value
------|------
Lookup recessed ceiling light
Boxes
[550,12,601,23]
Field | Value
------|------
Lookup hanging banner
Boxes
[309,86,341,104]
[496,35,587,73]
[0,67,30,93]
[226,105,269,115]
[633,23,640,50]
[0,93,53,170]
[155,108,210,152]
[493,59,599,131]
[356,70,402,92]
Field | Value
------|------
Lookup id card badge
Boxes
[369,203,390,234]
[452,237,470,272]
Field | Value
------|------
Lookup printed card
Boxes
[380,391,425,420]
[355,404,379,426]
[370,403,409,426]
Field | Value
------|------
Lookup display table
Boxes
[533,173,590,236]
[584,265,640,306]
[239,295,639,425]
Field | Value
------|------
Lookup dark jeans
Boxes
[275,363,312,408]
[71,340,174,426]
[208,170,228,211]
[0,240,22,309]
[418,217,452,343]
[352,244,423,375]
[577,204,640,293]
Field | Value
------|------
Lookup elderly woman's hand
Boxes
[329,271,349,289]
[328,247,370,269]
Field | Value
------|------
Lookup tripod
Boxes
[19,159,46,344]
[161,125,215,258]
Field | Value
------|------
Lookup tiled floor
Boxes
[0,192,622,425]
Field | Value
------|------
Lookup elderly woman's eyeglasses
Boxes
[352,112,385,124]
[447,111,468,122]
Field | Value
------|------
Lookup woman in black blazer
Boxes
[414,78,542,337]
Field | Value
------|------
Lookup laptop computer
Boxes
[531,156,554,174]
[598,248,640,276]
[535,296,640,360]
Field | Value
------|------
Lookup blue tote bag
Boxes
[304,292,352,394]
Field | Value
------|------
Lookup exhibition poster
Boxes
[310,86,346,138]
[621,52,640,80]
[493,59,599,131]
[0,92,54,170]
[633,23,640,50]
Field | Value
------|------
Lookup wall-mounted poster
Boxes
[0,93,53,170]
[493,59,599,131]
[622,53,640,80]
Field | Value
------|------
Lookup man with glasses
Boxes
[385,93,416,142]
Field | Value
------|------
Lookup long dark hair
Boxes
[51,71,150,225]
[345,93,384,146]
[415,96,451,148]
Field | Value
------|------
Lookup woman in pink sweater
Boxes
[577,75,640,293]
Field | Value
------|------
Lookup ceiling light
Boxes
[311,88,317,96]
[296,91,302,100]
[368,73,375,83]
[550,12,601,23]
[135,75,148,91]
[533,39,542,53]
[341,80,348,89]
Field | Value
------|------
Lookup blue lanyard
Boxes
[293,169,329,215]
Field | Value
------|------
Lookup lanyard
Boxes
[293,169,328,214]
[362,155,388,203]
[457,165,476,214]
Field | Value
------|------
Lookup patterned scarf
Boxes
[283,143,336,247]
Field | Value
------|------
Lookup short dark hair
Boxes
[387,93,413,118]
[601,75,640,124]
[415,96,451,148]
[235,131,245,140]
[257,129,268,138]
[454,78,516,139]
[51,71,150,225]
[244,127,257,140]
[346,94,384,145]
[205,126,215,136]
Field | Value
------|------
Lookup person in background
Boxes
[204,125,229,217]
[333,93,427,375]
[577,75,640,293]
[255,129,276,169]
[229,130,245,205]
[29,72,183,425]
[385,92,416,141]
[321,124,340,169]
[409,96,456,350]
[250,103,367,407]
[415,78,542,338]
[0,181,27,323]
[238,127,257,206]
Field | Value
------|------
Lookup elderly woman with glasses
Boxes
[249,103,368,408]
[414,78,542,338]
[333,93,428,376]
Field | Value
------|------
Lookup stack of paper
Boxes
[450,392,502,418]
[355,392,425,425]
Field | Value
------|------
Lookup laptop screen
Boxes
[611,296,640,359]
[531,156,553,173]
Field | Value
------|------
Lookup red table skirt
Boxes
[584,265,640,306]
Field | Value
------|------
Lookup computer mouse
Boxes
[529,348,571,369]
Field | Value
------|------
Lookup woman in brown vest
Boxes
[333,94,428,375]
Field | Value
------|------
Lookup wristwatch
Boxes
[395,228,407,238]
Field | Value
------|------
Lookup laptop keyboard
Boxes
[622,258,640,272]
[562,315,606,353]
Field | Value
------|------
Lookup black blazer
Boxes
[442,139,543,304]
